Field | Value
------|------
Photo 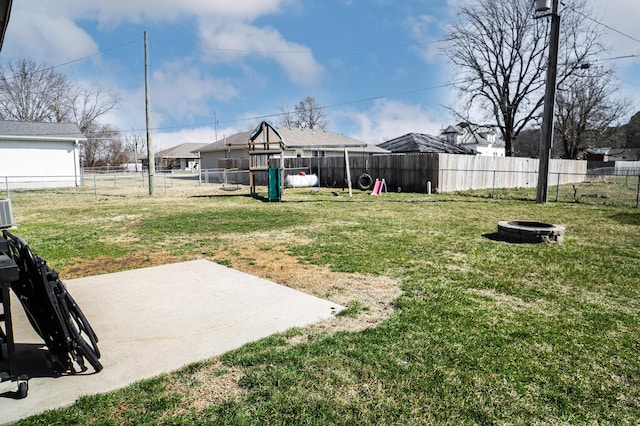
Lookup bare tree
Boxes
[442,0,604,156]
[82,124,123,167]
[626,111,640,149]
[0,58,72,122]
[274,103,296,128]
[294,96,329,130]
[276,96,329,130]
[70,82,120,134]
[0,58,120,129]
[555,66,629,158]
[124,132,146,155]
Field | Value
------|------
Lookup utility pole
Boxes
[535,0,561,203]
[144,31,155,195]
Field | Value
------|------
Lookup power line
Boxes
[68,79,466,138]
[590,54,640,64]
[40,39,140,72]
[0,39,140,81]
[151,37,439,55]
[562,3,640,45]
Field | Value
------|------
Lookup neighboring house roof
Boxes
[121,152,142,163]
[197,127,388,154]
[582,147,638,159]
[197,130,253,154]
[442,122,505,147]
[157,143,208,159]
[0,120,86,141]
[378,133,475,155]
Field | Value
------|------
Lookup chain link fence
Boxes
[2,167,639,208]
[470,168,640,208]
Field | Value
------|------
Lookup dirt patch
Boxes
[60,251,186,279]
[170,359,244,416]
[168,233,403,413]
[62,228,403,414]
[212,235,403,336]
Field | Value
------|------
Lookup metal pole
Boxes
[492,170,496,199]
[555,172,560,202]
[145,31,155,195]
[636,175,639,209]
[536,0,561,204]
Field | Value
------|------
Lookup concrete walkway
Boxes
[0,259,343,424]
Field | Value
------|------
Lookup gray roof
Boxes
[0,120,86,140]
[198,127,388,154]
[378,133,475,154]
[157,143,208,159]
[197,130,253,153]
[442,122,505,147]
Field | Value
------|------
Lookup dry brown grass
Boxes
[15,182,404,414]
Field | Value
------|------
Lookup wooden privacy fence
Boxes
[273,153,587,193]
[210,153,587,193]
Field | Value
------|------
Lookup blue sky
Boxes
[2,0,639,150]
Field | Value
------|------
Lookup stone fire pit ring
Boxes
[497,220,565,243]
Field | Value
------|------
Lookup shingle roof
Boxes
[197,130,253,153]
[378,133,475,154]
[441,122,504,147]
[198,127,388,154]
[157,143,208,159]
[0,120,86,140]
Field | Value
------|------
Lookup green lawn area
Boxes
[7,186,640,425]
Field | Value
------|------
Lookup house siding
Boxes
[1,138,81,188]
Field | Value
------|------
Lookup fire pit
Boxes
[497,220,565,243]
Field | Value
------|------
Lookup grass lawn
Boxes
[6,184,640,425]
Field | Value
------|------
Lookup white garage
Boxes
[0,121,86,190]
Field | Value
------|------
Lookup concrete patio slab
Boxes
[0,259,343,424]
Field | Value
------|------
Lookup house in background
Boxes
[0,120,86,188]
[441,122,505,157]
[152,143,208,170]
[197,126,387,170]
[121,151,143,172]
[580,147,639,162]
[378,133,475,155]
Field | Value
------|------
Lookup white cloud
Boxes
[198,20,323,86]
[151,60,239,121]
[21,0,290,25]
[152,126,216,151]
[342,99,449,143]
[3,3,98,63]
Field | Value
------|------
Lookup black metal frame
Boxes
[2,230,102,375]
[1,236,27,398]
[0,230,102,400]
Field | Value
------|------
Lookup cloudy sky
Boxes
[2,0,639,149]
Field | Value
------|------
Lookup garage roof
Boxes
[0,120,86,141]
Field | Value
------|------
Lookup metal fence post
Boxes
[555,172,560,202]
[636,175,639,209]
[492,170,496,199]
[4,176,9,198]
